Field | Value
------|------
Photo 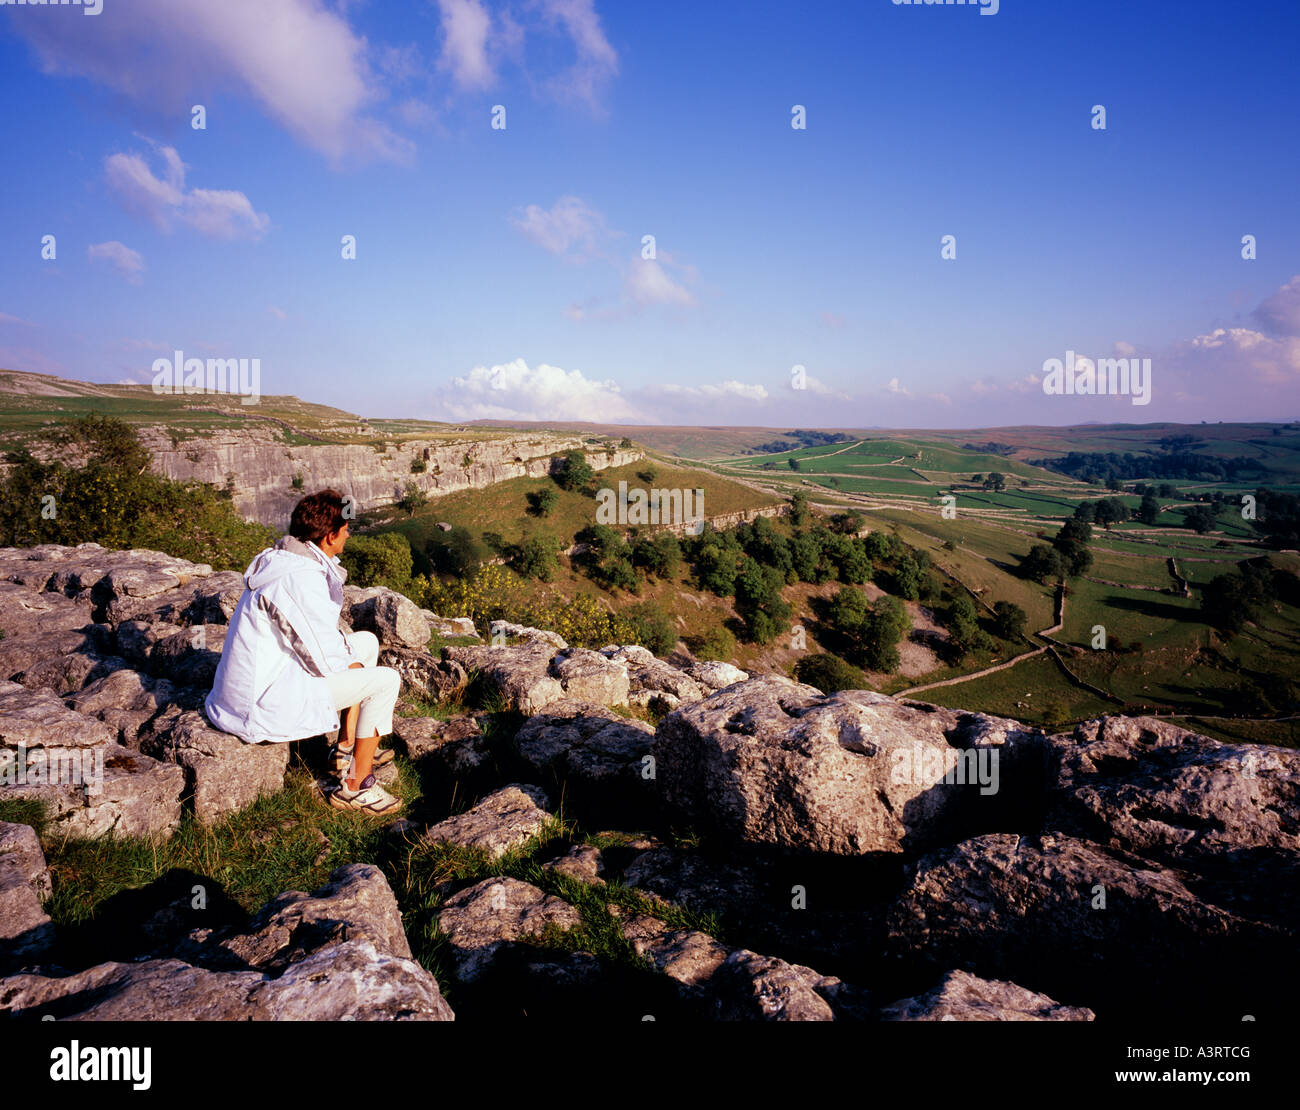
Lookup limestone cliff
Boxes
[134,424,643,530]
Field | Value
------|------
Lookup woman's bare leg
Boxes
[345,731,380,791]
[340,701,359,747]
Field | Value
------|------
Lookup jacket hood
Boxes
[244,535,349,591]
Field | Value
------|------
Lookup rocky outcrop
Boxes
[0,865,452,1020]
[136,422,641,530]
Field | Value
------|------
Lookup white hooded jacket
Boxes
[204,535,358,744]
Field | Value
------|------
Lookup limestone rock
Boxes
[392,714,489,774]
[684,660,748,692]
[442,640,564,715]
[346,587,431,648]
[422,784,552,858]
[879,969,1094,1021]
[547,647,630,707]
[0,680,116,748]
[436,876,582,983]
[652,676,974,854]
[542,844,605,885]
[140,709,288,824]
[0,822,56,973]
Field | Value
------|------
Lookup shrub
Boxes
[793,653,865,694]
[621,600,679,656]
[689,624,737,661]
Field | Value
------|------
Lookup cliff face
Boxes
[134,425,642,530]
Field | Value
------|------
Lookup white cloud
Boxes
[0,312,35,327]
[105,144,270,240]
[886,377,909,396]
[527,0,619,115]
[1253,274,1300,337]
[436,0,495,89]
[625,259,693,307]
[11,0,412,165]
[654,380,769,403]
[268,306,288,320]
[510,195,615,259]
[435,357,640,422]
[87,241,145,284]
[819,311,846,329]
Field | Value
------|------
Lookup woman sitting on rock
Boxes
[204,489,403,815]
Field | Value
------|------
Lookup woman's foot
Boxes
[327,774,402,815]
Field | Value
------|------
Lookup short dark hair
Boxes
[290,489,348,544]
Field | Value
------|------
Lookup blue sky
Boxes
[1,0,1298,428]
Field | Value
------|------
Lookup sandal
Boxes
[327,774,403,815]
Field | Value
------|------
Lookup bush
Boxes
[793,653,865,694]
[339,532,413,592]
[410,458,427,474]
[689,624,737,662]
[620,600,678,656]
[513,535,563,582]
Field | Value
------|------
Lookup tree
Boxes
[787,457,801,471]
[945,594,984,657]
[1094,498,1129,529]
[860,595,910,672]
[982,471,1007,492]
[1137,492,1160,525]
[399,480,426,516]
[890,555,923,600]
[992,600,1027,640]
[620,600,677,655]
[789,490,811,529]
[554,450,594,492]
[425,525,484,577]
[1185,504,1217,534]
[1073,501,1096,523]
[1022,544,1065,583]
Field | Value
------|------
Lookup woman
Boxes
[204,489,403,814]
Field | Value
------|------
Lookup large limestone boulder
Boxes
[1044,717,1300,872]
[601,645,706,712]
[513,700,654,819]
[879,969,1094,1021]
[140,709,288,825]
[652,676,980,855]
[883,831,1290,1014]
